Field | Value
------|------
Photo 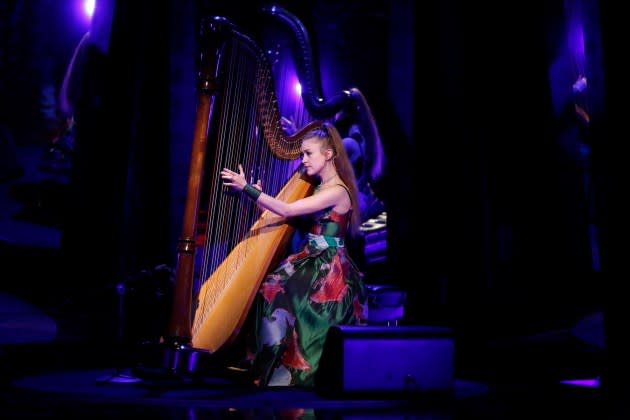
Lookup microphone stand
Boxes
[96,281,142,384]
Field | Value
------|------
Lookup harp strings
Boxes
[195,38,258,319]
[192,36,300,328]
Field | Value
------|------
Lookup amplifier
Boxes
[315,325,454,397]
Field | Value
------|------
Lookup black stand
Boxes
[96,282,142,384]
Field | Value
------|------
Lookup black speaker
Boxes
[315,325,454,396]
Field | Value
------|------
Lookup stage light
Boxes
[84,0,96,19]
[560,376,600,388]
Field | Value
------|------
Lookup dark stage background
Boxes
[1,0,628,399]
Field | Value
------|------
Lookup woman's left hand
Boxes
[221,164,248,191]
[221,164,263,193]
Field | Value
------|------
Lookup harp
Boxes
[163,6,354,358]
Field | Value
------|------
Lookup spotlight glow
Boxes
[559,377,600,388]
[84,0,95,19]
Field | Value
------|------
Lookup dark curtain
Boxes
[60,0,173,340]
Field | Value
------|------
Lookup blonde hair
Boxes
[303,122,362,237]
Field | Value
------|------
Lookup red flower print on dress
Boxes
[281,329,311,371]
[260,273,284,303]
[287,247,310,262]
[310,254,348,303]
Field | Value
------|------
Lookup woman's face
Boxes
[300,136,330,177]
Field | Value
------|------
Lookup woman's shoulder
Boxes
[312,183,351,211]
[315,183,348,195]
[335,183,351,198]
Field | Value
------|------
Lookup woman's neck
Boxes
[319,173,339,186]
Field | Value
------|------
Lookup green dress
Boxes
[246,204,368,388]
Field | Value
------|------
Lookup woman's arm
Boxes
[221,165,348,217]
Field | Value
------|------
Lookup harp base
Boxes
[132,341,221,383]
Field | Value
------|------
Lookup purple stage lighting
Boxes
[83,0,96,20]
[66,0,95,26]
[560,377,600,388]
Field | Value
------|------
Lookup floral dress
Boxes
[245,203,368,388]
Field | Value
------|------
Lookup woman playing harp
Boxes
[221,122,368,388]
[161,6,364,378]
